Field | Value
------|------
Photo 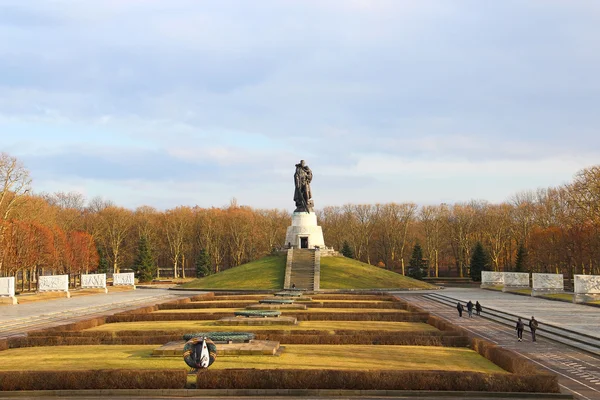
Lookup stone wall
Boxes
[503,272,529,288]
[531,273,563,296]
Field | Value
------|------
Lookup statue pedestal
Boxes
[285,212,325,249]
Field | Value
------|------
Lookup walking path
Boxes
[0,288,202,339]
[394,290,600,400]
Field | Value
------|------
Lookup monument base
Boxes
[285,212,325,250]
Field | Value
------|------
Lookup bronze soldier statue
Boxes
[294,160,314,213]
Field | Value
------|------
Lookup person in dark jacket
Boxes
[456,302,464,317]
[466,301,474,318]
[516,317,525,341]
[529,316,538,342]
[475,301,482,316]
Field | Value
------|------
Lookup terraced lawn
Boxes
[0,345,505,373]
[87,320,438,333]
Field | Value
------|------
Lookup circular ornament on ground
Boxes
[183,337,217,369]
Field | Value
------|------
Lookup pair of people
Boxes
[456,300,482,317]
[516,316,538,342]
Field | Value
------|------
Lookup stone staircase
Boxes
[288,249,316,291]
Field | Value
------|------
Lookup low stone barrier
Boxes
[38,275,70,298]
[574,274,600,303]
[81,273,107,293]
[532,273,563,296]
[113,272,135,289]
[0,277,17,305]
[480,271,504,288]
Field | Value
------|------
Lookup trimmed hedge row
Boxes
[159,301,257,310]
[303,302,407,309]
[105,312,429,323]
[0,369,187,391]
[212,295,269,300]
[191,293,215,301]
[7,333,468,347]
[0,339,7,352]
[310,294,397,301]
[196,369,559,392]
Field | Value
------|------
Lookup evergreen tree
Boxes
[341,241,354,258]
[195,249,212,277]
[408,242,426,280]
[97,244,109,274]
[470,241,489,282]
[515,243,528,272]
[132,235,156,282]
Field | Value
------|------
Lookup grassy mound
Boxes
[320,257,435,289]
[181,255,285,290]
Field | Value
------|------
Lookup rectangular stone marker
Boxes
[0,277,17,304]
[481,271,504,288]
[574,275,600,303]
[81,273,107,293]
[38,275,70,298]
[503,272,529,288]
[532,273,563,296]
[113,272,135,288]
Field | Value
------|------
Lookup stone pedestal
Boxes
[285,212,325,249]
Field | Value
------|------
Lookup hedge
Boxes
[159,301,258,310]
[0,369,187,391]
[196,369,559,392]
[310,295,397,301]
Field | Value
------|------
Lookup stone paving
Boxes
[395,291,600,400]
[428,287,600,339]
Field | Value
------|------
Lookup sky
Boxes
[1,0,599,211]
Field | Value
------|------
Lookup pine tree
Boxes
[341,241,354,258]
[132,235,156,282]
[97,244,109,274]
[195,249,212,277]
[408,243,426,280]
[515,243,528,272]
[470,241,489,282]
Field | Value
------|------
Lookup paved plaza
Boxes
[394,288,600,400]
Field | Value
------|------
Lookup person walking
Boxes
[456,302,464,318]
[516,317,525,342]
[466,300,474,318]
[529,316,538,342]
[475,301,482,316]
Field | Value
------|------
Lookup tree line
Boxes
[1,152,599,289]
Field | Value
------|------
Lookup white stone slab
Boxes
[532,273,563,290]
[0,277,15,297]
[574,275,600,294]
[38,275,69,292]
[113,272,135,287]
[82,273,107,289]
[481,271,504,286]
[504,272,529,287]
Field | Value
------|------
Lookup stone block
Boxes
[574,275,600,294]
[0,277,16,304]
[82,273,107,292]
[38,275,69,294]
[481,271,504,288]
[113,272,135,288]
[503,272,529,288]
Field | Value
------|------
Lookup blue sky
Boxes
[1,1,599,210]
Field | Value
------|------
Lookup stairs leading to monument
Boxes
[289,249,316,291]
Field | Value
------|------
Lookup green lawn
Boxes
[87,320,438,333]
[541,293,574,302]
[180,254,436,290]
[320,257,435,289]
[181,255,286,289]
[0,345,504,373]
